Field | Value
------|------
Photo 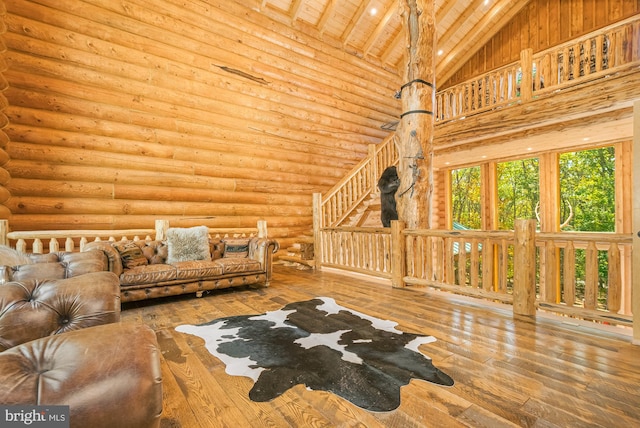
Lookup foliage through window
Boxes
[450,166,481,229]
[497,158,539,230]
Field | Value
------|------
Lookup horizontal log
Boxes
[7,214,312,231]
[0,186,10,204]
[7,178,114,199]
[7,178,313,205]
[0,167,10,186]
[6,141,339,186]
[6,159,238,190]
[5,197,312,217]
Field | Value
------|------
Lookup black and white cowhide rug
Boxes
[176,297,453,412]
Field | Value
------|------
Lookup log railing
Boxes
[314,220,633,329]
[0,219,267,253]
[436,15,640,123]
[317,227,393,278]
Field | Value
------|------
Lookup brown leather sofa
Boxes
[0,257,163,427]
[85,235,279,302]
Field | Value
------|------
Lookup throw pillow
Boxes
[222,238,250,258]
[166,226,211,264]
[113,242,148,269]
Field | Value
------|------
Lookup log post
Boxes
[257,220,268,238]
[513,219,537,316]
[313,193,323,270]
[520,48,533,102]
[391,220,406,288]
[397,0,436,230]
[632,100,640,344]
[0,219,7,246]
[155,219,169,241]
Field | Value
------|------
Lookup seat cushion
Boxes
[119,264,177,286]
[214,258,261,274]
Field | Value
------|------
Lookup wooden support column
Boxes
[539,152,561,303]
[513,219,537,316]
[391,220,406,288]
[632,101,640,344]
[397,0,436,229]
[312,193,323,270]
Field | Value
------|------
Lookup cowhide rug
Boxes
[176,297,453,412]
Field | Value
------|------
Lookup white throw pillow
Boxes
[166,226,211,264]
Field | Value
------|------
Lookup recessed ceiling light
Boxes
[370,8,377,16]
[583,137,590,141]
[437,49,444,56]
[527,147,533,151]
[484,0,490,5]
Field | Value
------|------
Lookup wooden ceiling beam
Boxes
[363,4,396,55]
[317,0,337,35]
[289,0,305,22]
[341,0,373,47]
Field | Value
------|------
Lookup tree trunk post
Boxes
[513,219,537,317]
[397,0,436,230]
[632,100,640,344]
[312,193,323,270]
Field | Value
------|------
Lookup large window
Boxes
[497,158,539,230]
[559,146,615,232]
[451,166,481,229]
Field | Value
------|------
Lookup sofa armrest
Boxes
[0,271,121,351]
[0,322,163,428]
[83,241,124,276]
[249,238,279,281]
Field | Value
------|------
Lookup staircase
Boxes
[276,134,398,268]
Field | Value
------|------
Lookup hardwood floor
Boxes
[121,265,640,428]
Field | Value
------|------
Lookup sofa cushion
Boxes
[172,260,224,280]
[214,257,261,274]
[5,250,107,282]
[222,238,250,258]
[113,242,148,269]
[166,226,211,264]
[119,264,177,286]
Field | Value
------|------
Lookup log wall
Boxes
[0,0,401,247]
[444,0,640,87]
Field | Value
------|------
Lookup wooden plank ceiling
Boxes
[250,0,531,83]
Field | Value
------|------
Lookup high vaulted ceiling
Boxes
[248,0,531,83]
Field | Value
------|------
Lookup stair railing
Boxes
[316,133,398,229]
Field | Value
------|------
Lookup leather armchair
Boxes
[0,270,163,428]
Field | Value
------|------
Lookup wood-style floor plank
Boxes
[120,265,640,427]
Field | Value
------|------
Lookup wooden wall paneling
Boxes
[571,0,584,38]
[1,0,401,241]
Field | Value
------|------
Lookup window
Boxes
[451,166,481,229]
[497,158,539,230]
